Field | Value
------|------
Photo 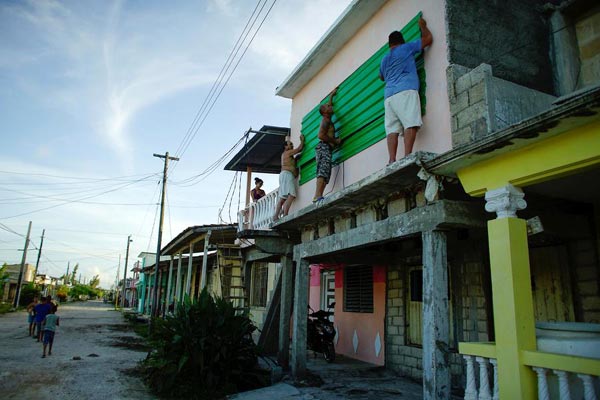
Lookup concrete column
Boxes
[422,230,450,400]
[485,185,536,399]
[200,231,212,291]
[185,244,193,297]
[291,257,309,377]
[175,253,183,303]
[278,255,293,369]
[166,255,174,309]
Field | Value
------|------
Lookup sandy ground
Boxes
[0,301,155,400]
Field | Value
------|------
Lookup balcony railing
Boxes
[459,342,600,400]
[238,188,278,231]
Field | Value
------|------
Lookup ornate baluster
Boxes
[476,357,492,400]
[490,359,499,400]
[554,370,572,400]
[533,367,550,400]
[463,355,478,400]
[577,374,597,400]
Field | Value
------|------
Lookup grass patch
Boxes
[0,303,13,314]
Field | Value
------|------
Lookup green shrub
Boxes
[19,283,41,306]
[143,289,265,399]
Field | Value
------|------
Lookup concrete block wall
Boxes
[445,0,552,94]
[385,257,490,389]
[447,63,556,147]
[576,8,600,88]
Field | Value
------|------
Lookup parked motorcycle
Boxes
[307,302,336,362]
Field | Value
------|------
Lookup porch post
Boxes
[291,256,309,377]
[165,255,174,311]
[422,230,450,400]
[485,184,536,399]
[278,254,293,369]
[200,230,212,291]
[185,243,193,296]
[175,253,183,303]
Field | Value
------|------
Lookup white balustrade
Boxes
[531,367,599,400]
[463,355,497,400]
[238,188,279,231]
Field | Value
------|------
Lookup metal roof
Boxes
[224,125,289,174]
[160,224,238,256]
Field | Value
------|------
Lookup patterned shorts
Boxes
[315,142,332,183]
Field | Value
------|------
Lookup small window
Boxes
[250,264,268,307]
[410,269,423,302]
[344,265,373,313]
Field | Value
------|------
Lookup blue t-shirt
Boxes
[34,303,51,323]
[379,39,422,99]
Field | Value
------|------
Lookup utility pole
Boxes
[65,262,70,285]
[115,255,121,308]
[14,221,32,308]
[150,152,179,321]
[34,229,45,277]
[121,235,132,309]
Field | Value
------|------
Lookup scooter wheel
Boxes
[323,343,335,363]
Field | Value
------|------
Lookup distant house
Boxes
[2,263,35,303]
[230,0,600,399]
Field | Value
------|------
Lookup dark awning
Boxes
[224,125,290,174]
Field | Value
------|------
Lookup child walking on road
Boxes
[41,308,59,358]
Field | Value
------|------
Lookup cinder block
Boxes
[334,216,351,233]
[392,316,403,326]
[457,101,487,128]
[455,73,472,94]
[452,125,472,146]
[356,206,377,226]
[391,298,402,307]
[388,270,399,280]
[576,266,599,281]
[415,190,426,207]
[578,281,598,296]
[388,197,407,217]
[468,81,486,105]
[318,223,329,238]
[388,288,400,299]
[450,91,469,114]
[469,63,493,85]
[581,296,600,311]
[301,228,313,243]
[388,325,399,335]
[388,306,401,317]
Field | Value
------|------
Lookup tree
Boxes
[0,263,9,299]
[89,274,100,289]
[70,263,79,285]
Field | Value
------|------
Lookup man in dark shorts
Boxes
[313,86,341,203]
[33,296,52,342]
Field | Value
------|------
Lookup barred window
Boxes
[250,263,268,307]
[343,265,373,313]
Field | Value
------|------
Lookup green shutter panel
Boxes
[298,12,425,185]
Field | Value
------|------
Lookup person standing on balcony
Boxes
[273,135,305,220]
[313,86,342,203]
[251,177,265,201]
[380,16,433,164]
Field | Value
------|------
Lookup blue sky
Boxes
[0,0,352,287]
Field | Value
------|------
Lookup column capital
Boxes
[485,184,526,219]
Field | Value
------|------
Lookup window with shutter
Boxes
[343,265,373,313]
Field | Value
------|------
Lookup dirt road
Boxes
[0,301,155,400]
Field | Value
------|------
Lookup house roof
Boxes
[160,224,238,256]
[224,125,290,173]
[275,0,388,99]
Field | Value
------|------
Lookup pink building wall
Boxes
[309,264,386,365]
[286,0,451,213]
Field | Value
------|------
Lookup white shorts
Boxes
[384,90,422,136]
[278,170,297,199]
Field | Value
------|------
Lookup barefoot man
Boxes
[273,134,305,220]
[380,16,433,163]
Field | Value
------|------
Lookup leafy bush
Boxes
[69,284,101,300]
[143,289,266,399]
[56,286,68,302]
[19,283,41,306]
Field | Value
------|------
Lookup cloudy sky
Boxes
[0,0,353,288]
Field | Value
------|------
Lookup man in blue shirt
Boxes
[380,17,432,164]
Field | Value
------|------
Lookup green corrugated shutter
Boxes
[298,12,425,185]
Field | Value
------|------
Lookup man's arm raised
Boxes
[419,17,433,49]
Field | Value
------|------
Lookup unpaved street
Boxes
[0,301,155,400]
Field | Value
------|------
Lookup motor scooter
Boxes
[307,302,336,362]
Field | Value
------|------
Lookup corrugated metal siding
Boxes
[298,12,425,185]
